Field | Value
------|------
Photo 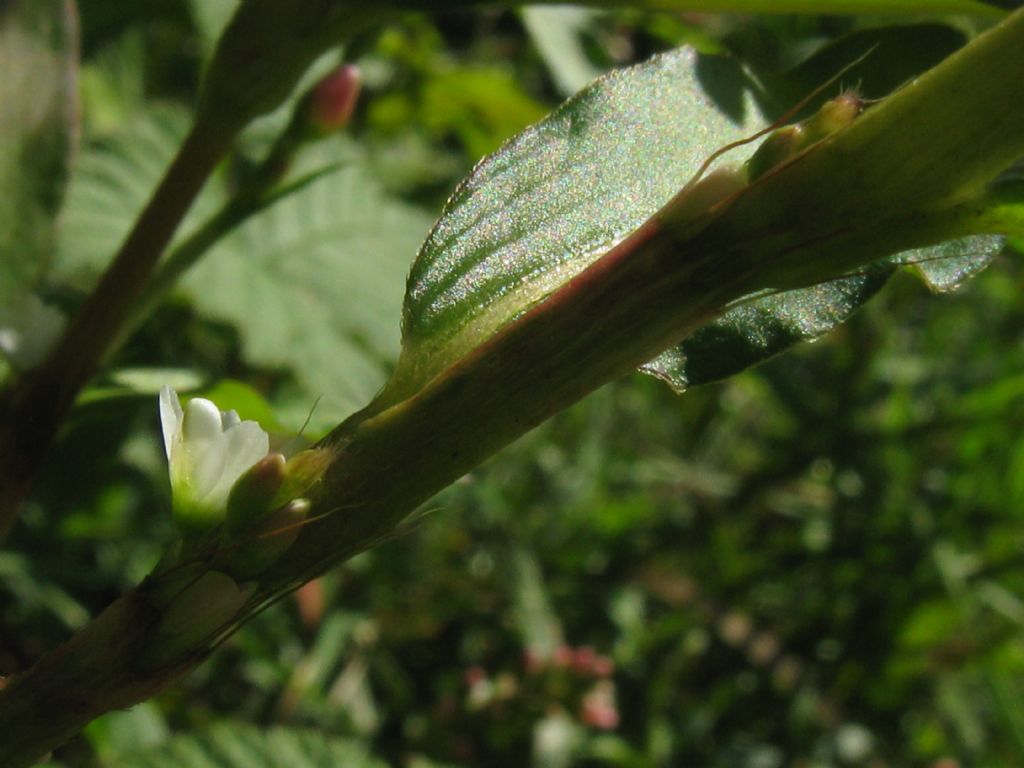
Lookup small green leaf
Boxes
[398,47,761,397]
[897,234,1004,293]
[641,272,892,391]
[641,234,1007,392]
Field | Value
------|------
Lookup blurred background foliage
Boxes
[3,1,1024,766]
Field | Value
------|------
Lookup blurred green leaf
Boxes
[108,723,386,768]
[420,67,549,159]
[521,7,603,98]
[182,151,431,429]
[187,0,238,49]
[511,547,564,657]
[85,703,170,762]
[398,47,760,395]
[55,107,210,283]
[0,552,89,629]
[0,0,77,372]
[0,0,78,299]
[56,107,432,429]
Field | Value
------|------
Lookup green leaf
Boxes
[0,0,78,298]
[56,108,208,283]
[182,154,431,430]
[85,703,169,762]
[521,7,603,98]
[897,234,1004,293]
[0,0,77,373]
[187,0,239,49]
[397,47,761,397]
[641,271,892,391]
[641,233,1006,391]
[109,722,386,768]
[56,108,431,429]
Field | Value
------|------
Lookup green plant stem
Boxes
[1,7,1023,765]
[0,588,185,768]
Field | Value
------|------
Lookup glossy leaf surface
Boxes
[399,47,760,392]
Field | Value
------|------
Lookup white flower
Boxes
[159,385,269,530]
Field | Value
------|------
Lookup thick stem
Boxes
[0,588,191,768]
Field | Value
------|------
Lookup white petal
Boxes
[221,409,241,429]
[189,434,230,500]
[181,397,224,442]
[158,385,183,461]
[203,422,270,509]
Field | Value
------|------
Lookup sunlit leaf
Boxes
[898,234,1004,293]
[399,47,761,393]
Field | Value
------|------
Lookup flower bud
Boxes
[304,64,361,136]
[746,92,863,182]
[219,498,311,579]
[225,452,287,535]
[224,447,330,538]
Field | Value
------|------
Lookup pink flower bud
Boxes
[580,681,620,730]
[306,64,361,135]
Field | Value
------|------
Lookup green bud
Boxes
[224,447,331,537]
[276,447,332,504]
[662,166,749,228]
[801,92,863,145]
[745,125,804,183]
[219,499,311,579]
[746,92,863,182]
[225,453,287,536]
